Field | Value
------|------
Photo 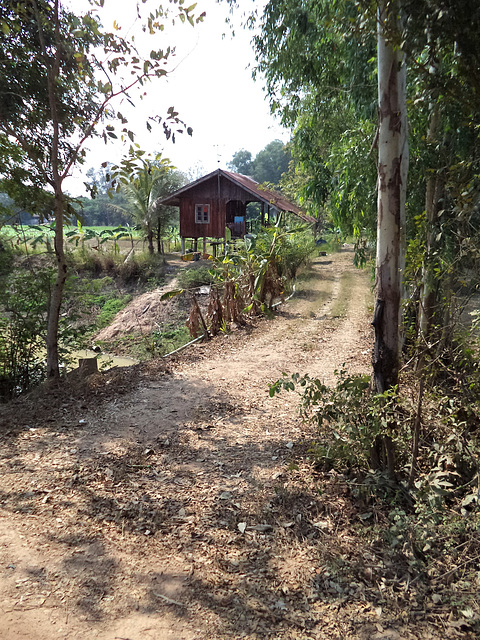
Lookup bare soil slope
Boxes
[0,251,454,639]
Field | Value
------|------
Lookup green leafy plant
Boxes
[271,370,382,469]
[177,266,215,290]
[96,296,132,329]
[0,266,55,399]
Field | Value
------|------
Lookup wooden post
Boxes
[203,236,207,256]
[181,237,185,255]
[193,238,198,252]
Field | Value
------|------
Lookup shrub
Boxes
[269,369,410,471]
[96,295,132,329]
[177,265,215,290]
[0,235,14,278]
[0,266,53,400]
[148,325,191,356]
[281,230,317,279]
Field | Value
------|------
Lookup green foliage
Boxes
[96,296,132,330]
[148,325,191,356]
[228,149,253,176]
[0,268,50,399]
[177,266,215,290]
[278,229,316,279]
[252,140,292,185]
[228,140,291,186]
[0,234,14,277]
[0,0,103,195]
[252,0,378,238]
[253,0,480,365]
[0,262,84,399]
[194,224,317,338]
[246,224,316,287]
[217,227,289,312]
[2,223,144,257]
[270,363,480,515]
[0,0,200,194]
[110,157,186,255]
[270,369,405,470]
[0,0,202,379]
[74,194,131,228]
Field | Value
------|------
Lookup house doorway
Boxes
[226,200,246,238]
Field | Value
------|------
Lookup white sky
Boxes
[65,0,289,195]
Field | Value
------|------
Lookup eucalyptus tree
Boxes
[248,0,407,474]
[251,0,480,475]
[0,0,200,379]
[254,0,378,239]
[373,0,408,397]
[253,0,480,376]
[253,0,407,395]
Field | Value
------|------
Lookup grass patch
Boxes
[96,295,132,329]
[98,324,191,360]
[149,325,191,356]
[291,261,333,309]
[177,265,215,290]
[330,271,355,318]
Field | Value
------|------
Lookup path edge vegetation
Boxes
[242,0,480,473]
[247,0,480,626]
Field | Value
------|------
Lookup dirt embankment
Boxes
[0,251,446,640]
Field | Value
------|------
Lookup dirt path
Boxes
[1,250,435,640]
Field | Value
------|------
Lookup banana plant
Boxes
[65,220,103,250]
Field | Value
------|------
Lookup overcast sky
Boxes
[66,0,289,195]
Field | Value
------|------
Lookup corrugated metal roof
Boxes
[157,169,314,223]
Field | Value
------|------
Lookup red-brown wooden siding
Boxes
[179,198,225,238]
[179,176,253,239]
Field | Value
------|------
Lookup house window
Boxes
[195,204,210,224]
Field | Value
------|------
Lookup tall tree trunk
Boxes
[371,0,409,476]
[43,0,66,380]
[373,0,408,394]
[46,189,67,379]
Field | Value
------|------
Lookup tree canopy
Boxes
[0,0,201,378]
[110,157,186,254]
[228,139,291,186]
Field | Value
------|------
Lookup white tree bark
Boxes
[373,0,409,394]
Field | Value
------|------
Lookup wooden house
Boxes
[156,169,312,255]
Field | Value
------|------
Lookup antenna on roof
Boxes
[214,144,223,168]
